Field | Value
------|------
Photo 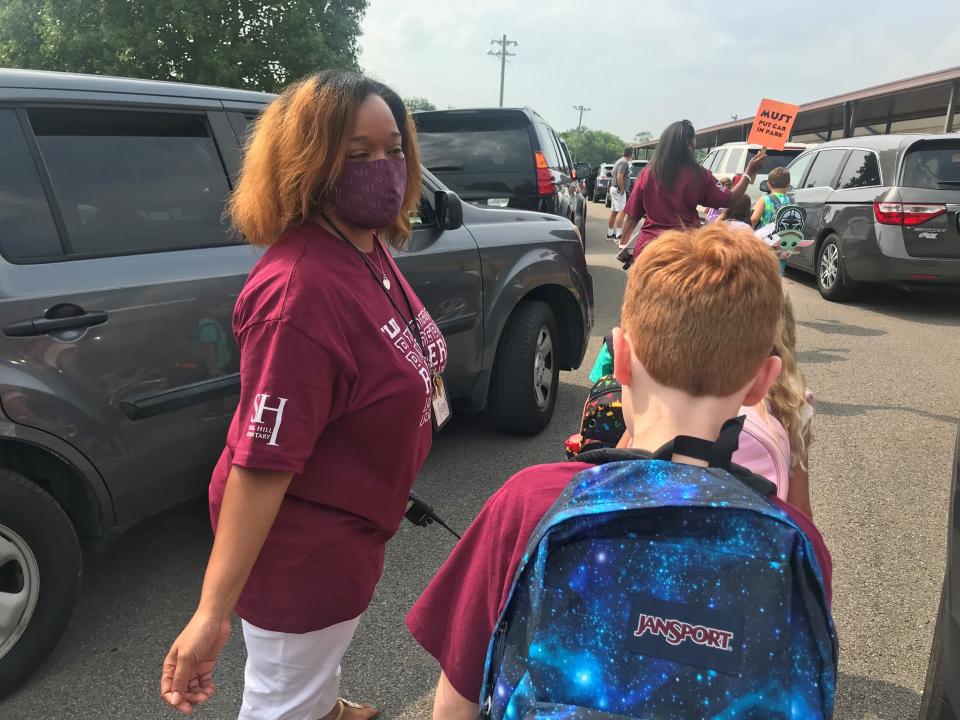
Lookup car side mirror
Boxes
[758,180,770,193]
[575,163,592,180]
[435,190,463,231]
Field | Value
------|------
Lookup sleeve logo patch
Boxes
[248,393,288,446]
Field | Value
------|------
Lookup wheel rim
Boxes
[533,326,555,411]
[820,243,839,289]
[0,524,40,662]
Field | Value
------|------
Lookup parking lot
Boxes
[2,200,959,720]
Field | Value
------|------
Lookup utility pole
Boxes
[573,105,591,133]
[487,34,518,107]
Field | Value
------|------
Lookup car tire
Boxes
[816,236,854,302]
[489,300,560,435]
[919,577,949,720]
[0,469,81,698]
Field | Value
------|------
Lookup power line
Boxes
[487,34,518,107]
[362,59,488,105]
[573,105,591,133]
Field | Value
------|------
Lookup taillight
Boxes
[535,152,554,196]
[873,202,946,226]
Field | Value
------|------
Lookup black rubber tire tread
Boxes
[918,577,949,720]
[0,469,82,698]
[488,300,560,435]
[816,236,854,302]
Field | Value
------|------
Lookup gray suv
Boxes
[0,69,593,695]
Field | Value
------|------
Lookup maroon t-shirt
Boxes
[210,223,447,633]
[626,165,733,255]
[406,461,832,704]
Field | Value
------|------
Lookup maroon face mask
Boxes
[332,156,407,229]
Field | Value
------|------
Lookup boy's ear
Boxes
[742,355,783,407]
[612,327,633,388]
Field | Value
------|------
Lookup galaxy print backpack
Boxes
[480,420,837,720]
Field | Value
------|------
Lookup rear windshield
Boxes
[901,140,960,189]
[747,148,804,175]
[415,113,533,174]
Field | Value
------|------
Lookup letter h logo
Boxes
[251,393,288,446]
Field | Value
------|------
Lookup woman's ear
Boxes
[612,328,633,388]
[743,355,782,407]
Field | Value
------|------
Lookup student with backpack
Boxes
[751,167,807,274]
[407,223,836,720]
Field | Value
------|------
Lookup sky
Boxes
[359,0,960,143]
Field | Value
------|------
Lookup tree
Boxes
[404,97,436,112]
[559,127,626,167]
[634,131,653,143]
[0,0,368,93]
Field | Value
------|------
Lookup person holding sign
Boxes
[617,120,766,267]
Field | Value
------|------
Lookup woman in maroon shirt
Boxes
[160,71,447,720]
[618,120,767,267]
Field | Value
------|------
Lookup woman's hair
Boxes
[228,70,422,248]
[647,119,699,191]
[767,293,810,469]
[720,193,752,224]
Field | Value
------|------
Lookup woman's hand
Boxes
[745,149,767,177]
[161,612,232,714]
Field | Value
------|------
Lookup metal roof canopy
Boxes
[633,65,960,152]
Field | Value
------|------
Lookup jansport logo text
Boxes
[633,613,735,651]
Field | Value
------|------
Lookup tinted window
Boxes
[801,149,848,189]
[837,150,881,189]
[747,148,805,176]
[901,140,960,189]
[29,108,232,257]
[786,151,815,187]
[0,109,63,262]
[722,148,745,174]
[418,127,533,174]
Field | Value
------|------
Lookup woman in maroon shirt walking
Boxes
[160,71,447,720]
[618,120,767,267]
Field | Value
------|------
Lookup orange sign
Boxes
[747,98,800,150]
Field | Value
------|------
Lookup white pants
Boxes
[609,188,627,212]
[239,616,361,720]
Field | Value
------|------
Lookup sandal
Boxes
[333,698,379,720]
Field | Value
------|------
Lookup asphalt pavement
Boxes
[3,202,959,720]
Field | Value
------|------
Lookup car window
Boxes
[747,148,805,176]
[28,107,234,258]
[801,149,848,189]
[558,136,574,173]
[418,126,533,174]
[722,148,745,174]
[786,151,815,188]
[837,150,881,189]
[547,128,567,171]
[0,109,63,262]
[702,150,718,169]
[901,139,960,189]
[711,150,728,173]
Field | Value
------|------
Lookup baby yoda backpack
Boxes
[481,420,838,720]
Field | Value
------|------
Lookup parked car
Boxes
[0,69,594,696]
[701,141,814,204]
[413,107,589,241]
[626,159,650,197]
[777,134,960,300]
[920,423,960,719]
[593,162,615,203]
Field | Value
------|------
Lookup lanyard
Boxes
[319,212,434,373]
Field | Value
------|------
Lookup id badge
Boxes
[431,373,452,432]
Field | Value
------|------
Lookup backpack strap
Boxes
[603,332,615,362]
[572,416,776,497]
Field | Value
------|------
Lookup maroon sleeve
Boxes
[700,169,734,208]
[624,170,646,220]
[231,319,353,475]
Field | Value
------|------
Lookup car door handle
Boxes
[4,309,108,337]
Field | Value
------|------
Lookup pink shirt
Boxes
[210,223,447,633]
